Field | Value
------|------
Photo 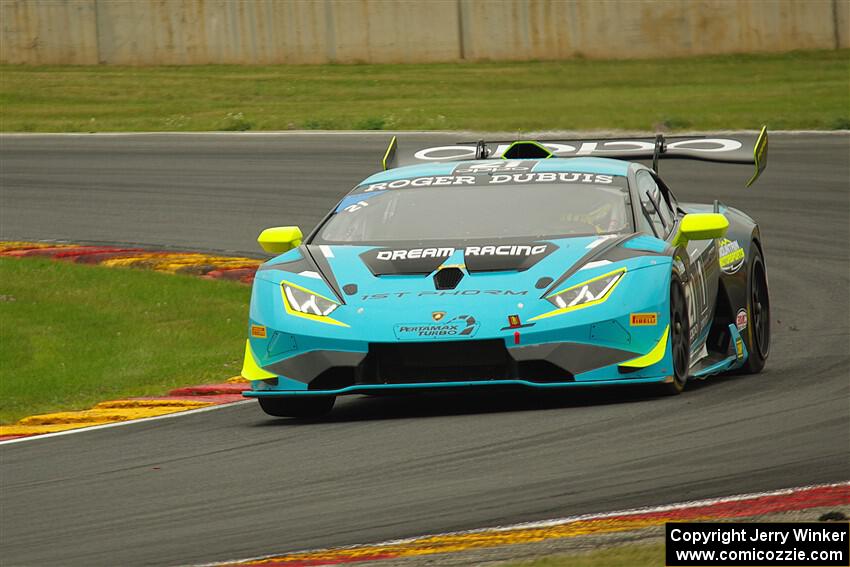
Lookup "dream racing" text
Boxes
[376,244,548,261]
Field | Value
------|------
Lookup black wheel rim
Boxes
[670,283,688,382]
[751,260,770,358]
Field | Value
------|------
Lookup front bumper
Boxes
[243,375,672,398]
[245,261,675,397]
[244,334,673,397]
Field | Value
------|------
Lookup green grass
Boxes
[503,542,663,567]
[1,50,847,132]
[0,258,250,424]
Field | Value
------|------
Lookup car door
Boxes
[636,170,719,354]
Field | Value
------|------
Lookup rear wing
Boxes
[380,127,768,187]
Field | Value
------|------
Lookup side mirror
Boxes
[257,226,303,254]
[672,213,728,247]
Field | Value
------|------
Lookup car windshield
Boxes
[313,179,632,245]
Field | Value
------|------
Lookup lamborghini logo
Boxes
[432,311,446,322]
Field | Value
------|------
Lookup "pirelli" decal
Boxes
[630,313,658,326]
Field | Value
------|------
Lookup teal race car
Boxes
[242,131,771,418]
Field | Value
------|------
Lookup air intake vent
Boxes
[502,141,553,159]
[434,267,464,290]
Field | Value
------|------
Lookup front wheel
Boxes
[258,396,335,418]
[657,277,690,395]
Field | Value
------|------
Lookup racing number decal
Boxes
[683,249,713,345]
[685,257,706,343]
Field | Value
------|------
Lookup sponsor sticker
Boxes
[630,312,658,326]
[452,160,535,174]
[719,238,745,274]
[362,289,528,300]
[358,172,619,193]
[736,308,748,331]
[394,315,478,340]
[735,337,745,359]
[250,325,267,338]
[374,244,549,261]
[414,139,744,162]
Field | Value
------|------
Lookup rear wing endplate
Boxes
[746,126,768,187]
[381,136,398,171]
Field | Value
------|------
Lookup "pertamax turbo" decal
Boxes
[394,315,479,340]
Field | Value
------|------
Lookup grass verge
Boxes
[0,258,250,424]
[503,542,662,567]
[1,50,847,132]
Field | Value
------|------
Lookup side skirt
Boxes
[691,324,748,379]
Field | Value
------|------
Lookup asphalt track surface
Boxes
[1,132,848,566]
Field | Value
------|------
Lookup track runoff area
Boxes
[0,132,847,566]
[190,483,849,567]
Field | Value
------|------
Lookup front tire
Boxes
[258,396,335,418]
[742,245,770,374]
[658,277,690,395]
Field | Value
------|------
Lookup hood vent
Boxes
[434,267,464,290]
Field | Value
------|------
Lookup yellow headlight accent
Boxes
[241,340,277,381]
[530,268,626,321]
[619,325,670,369]
[280,280,349,327]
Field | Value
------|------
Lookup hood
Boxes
[252,234,671,340]
[256,234,668,303]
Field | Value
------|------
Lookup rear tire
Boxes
[742,245,770,374]
[657,277,690,395]
[258,396,335,418]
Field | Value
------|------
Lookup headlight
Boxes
[532,268,626,321]
[283,283,339,316]
[547,270,624,309]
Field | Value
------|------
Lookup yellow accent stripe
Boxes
[619,325,670,369]
[241,340,277,381]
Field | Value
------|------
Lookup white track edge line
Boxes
[0,400,253,445]
[189,480,850,566]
